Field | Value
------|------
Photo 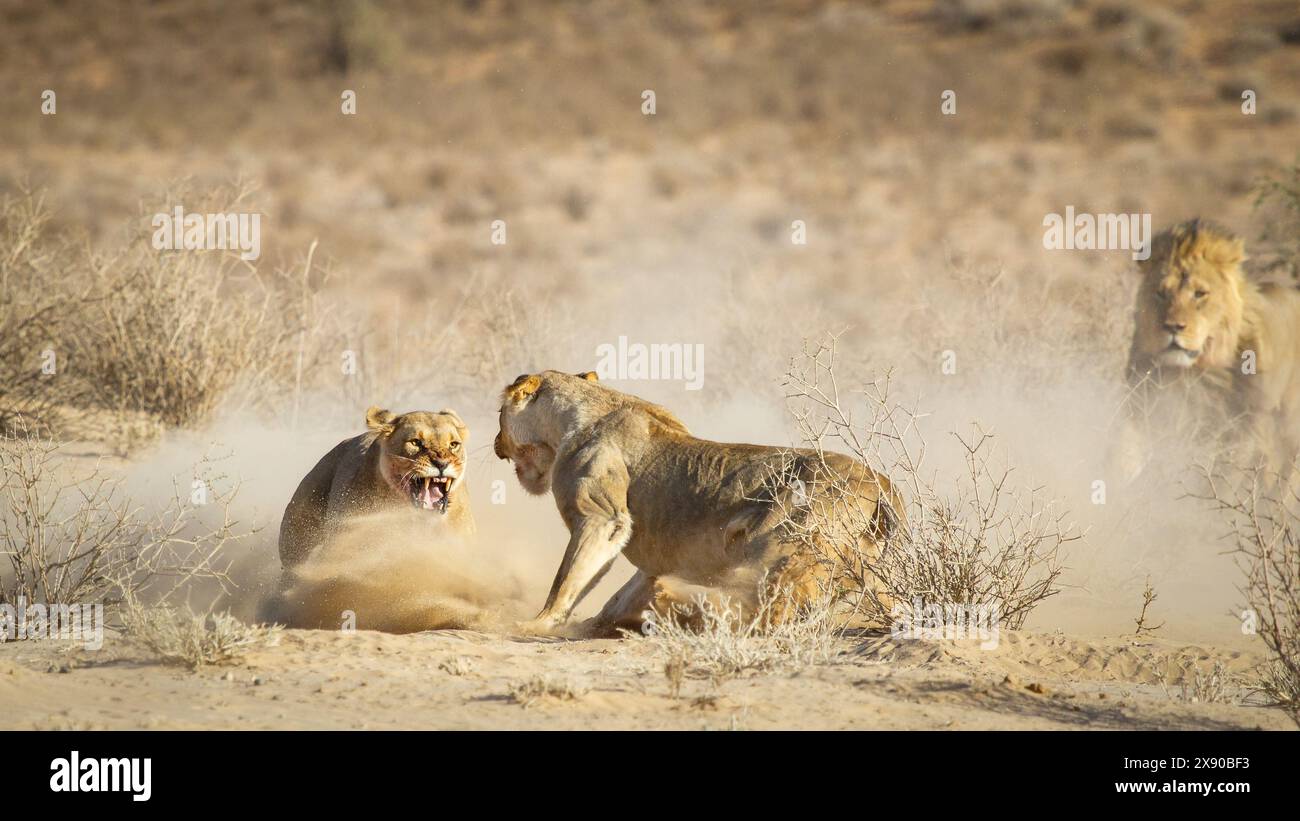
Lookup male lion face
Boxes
[366,407,468,514]
[1133,225,1245,371]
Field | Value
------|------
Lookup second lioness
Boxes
[494,370,903,635]
[278,406,475,568]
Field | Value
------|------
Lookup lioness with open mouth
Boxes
[278,406,474,568]
[494,370,902,636]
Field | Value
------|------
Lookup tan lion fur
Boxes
[278,406,474,569]
[1115,220,1300,481]
[494,370,903,636]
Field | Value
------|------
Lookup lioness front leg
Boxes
[522,513,632,633]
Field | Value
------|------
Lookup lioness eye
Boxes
[450,441,461,452]
[407,439,420,449]
[1194,289,1208,299]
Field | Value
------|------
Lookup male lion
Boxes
[278,406,474,568]
[1114,219,1300,482]
[494,370,903,636]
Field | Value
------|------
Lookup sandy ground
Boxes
[1,627,1291,730]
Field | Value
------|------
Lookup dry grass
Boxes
[1163,660,1240,706]
[0,186,583,442]
[438,655,475,676]
[71,185,338,428]
[118,591,280,670]
[1254,160,1300,268]
[506,675,587,708]
[773,333,1078,630]
[0,191,97,432]
[631,580,841,695]
[0,426,246,612]
[1191,460,1300,726]
[0,186,342,435]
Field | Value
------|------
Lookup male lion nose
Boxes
[1164,320,1186,333]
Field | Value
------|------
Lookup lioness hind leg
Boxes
[583,570,657,637]
[584,573,730,636]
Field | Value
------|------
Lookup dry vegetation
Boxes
[1192,462,1300,726]
[0,187,340,435]
[118,591,281,670]
[1,423,279,668]
[0,185,577,440]
[772,334,1078,629]
[1163,659,1240,706]
[0,426,246,610]
[0,191,96,431]
[70,187,335,428]
[506,675,588,708]
[633,580,842,695]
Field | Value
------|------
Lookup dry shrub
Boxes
[1191,461,1300,726]
[0,185,569,439]
[119,590,280,670]
[774,333,1078,630]
[71,186,337,428]
[634,580,840,694]
[1162,660,1240,706]
[0,191,95,430]
[0,426,246,612]
[506,675,587,708]
[439,655,475,676]
[0,186,340,435]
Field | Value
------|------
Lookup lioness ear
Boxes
[504,374,542,403]
[438,409,468,440]
[576,371,599,382]
[365,406,397,433]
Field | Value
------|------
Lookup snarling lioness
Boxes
[1114,220,1300,481]
[278,406,474,568]
[494,370,902,636]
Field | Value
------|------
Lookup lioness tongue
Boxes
[422,481,445,508]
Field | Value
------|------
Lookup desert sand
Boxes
[1,627,1290,730]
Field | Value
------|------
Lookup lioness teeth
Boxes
[410,474,452,511]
